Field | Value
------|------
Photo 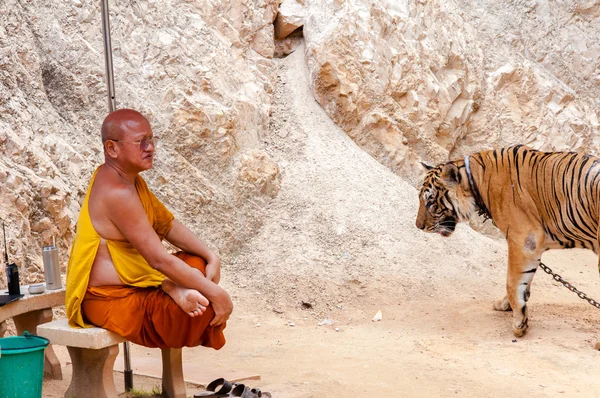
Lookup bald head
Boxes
[101,109,151,143]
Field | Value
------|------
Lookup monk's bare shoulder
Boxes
[91,166,138,203]
[89,165,140,240]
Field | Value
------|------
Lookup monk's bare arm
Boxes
[165,220,221,284]
[106,185,232,326]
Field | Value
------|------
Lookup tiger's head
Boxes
[415,161,475,237]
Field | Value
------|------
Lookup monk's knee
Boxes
[173,251,207,273]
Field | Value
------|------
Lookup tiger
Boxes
[416,144,600,337]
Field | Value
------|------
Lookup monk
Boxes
[65,109,233,349]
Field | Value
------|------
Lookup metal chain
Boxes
[539,261,600,309]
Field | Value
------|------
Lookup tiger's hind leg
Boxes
[503,233,544,337]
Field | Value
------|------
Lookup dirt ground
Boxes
[43,42,600,397]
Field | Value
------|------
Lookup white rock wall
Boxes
[0,0,280,286]
[304,0,600,184]
[3,0,600,286]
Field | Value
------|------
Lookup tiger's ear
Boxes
[440,163,459,184]
[421,162,434,170]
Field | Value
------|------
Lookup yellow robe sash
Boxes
[65,167,174,328]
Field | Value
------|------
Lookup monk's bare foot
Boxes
[162,279,209,317]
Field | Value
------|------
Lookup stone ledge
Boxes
[37,319,126,349]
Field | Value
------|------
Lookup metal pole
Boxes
[100,0,133,391]
[122,341,133,391]
[101,0,117,112]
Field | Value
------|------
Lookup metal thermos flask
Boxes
[43,245,62,290]
[6,262,20,295]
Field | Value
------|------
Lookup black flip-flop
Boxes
[241,386,270,398]
[230,383,246,397]
[194,378,233,397]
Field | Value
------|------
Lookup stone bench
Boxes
[37,320,185,398]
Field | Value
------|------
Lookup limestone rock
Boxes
[253,24,276,58]
[275,0,306,39]
[236,150,281,199]
[304,0,600,184]
[274,36,304,58]
[0,0,280,285]
[4,0,600,286]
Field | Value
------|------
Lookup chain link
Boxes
[539,262,600,309]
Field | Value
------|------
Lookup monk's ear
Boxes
[104,140,118,159]
[440,163,460,185]
[421,162,434,171]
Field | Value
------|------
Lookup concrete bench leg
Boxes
[13,308,62,380]
[66,344,119,398]
[0,320,7,337]
[161,348,186,398]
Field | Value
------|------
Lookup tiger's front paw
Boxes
[493,296,511,311]
[512,317,529,337]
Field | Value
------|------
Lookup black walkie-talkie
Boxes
[3,223,20,295]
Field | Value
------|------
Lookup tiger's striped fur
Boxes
[416,145,600,337]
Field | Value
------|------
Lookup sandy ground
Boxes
[43,42,600,397]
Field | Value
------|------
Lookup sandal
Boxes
[194,378,234,397]
[230,383,246,397]
[241,386,272,398]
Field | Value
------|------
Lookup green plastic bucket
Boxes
[0,331,49,398]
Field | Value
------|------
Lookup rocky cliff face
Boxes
[0,0,280,285]
[3,0,600,285]
[303,0,600,184]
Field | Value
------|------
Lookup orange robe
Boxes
[82,252,226,349]
[65,167,225,349]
